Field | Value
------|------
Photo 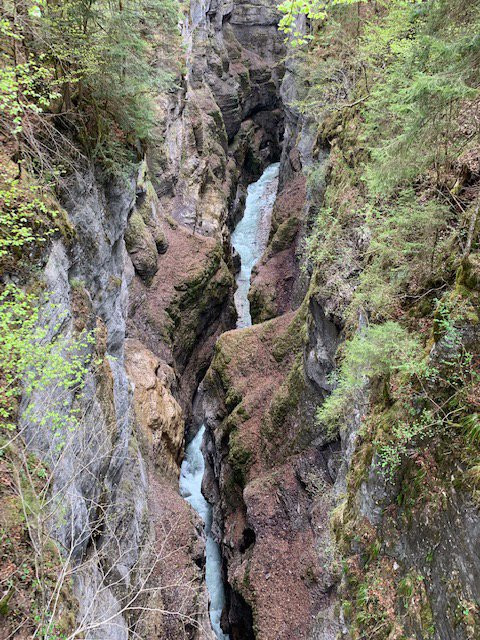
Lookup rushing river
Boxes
[179,426,228,639]
[179,164,280,638]
[232,163,280,328]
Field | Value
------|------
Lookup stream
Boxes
[232,163,280,328]
[179,163,280,638]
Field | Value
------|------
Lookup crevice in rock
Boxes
[239,527,256,553]
[225,587,255,640]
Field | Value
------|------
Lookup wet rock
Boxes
[149,0,286,238]
[231,246,241,274]
[304,298,339,397]
[19,168,151,638]
[136,179,169,254]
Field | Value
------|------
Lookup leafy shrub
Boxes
[1,0,181,176]
[0,285,94,443]
[0,159,63,273]
[317,321,423,433]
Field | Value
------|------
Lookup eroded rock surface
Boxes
[150,0,285,237]
[249,175,307,323]
[201,303,340,639]
[125,339,183,475]
[14,0,357,638]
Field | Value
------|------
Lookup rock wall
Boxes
[150,0,285,238]
[199,83,343,638]
[201,309,341,640]
[19,167,216,639]
[16,0,292,637]
[21,0,476,638]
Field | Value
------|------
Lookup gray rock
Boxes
[19,167,153,638]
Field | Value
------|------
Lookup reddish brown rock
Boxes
[202,310,339,640]
[249,176,307,323]
[127,214,235,426]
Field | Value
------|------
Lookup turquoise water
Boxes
[179,425,228,639]
[179,164,280,639]
[231,163,280,328]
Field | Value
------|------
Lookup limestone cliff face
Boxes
[21,171,150,639]
[16,0,290,637]
[197,87,346,638]
[299,109,480,640]
[332,308,480,640]
[19,167,216,639]
[125,339,183,476]
[195,43,348,637]
[125,0,289,431]
[150,0,285,237]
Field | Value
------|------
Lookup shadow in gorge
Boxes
[239,527,256,553]
[225,586,255,640]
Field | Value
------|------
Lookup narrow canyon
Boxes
[1,0,480,639]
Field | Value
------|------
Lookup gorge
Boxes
[180,161,279,639]
[1,1,480,640]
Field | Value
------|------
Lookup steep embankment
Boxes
[1,0,288,638]
[201,3,480,640]
[202,308,340,640]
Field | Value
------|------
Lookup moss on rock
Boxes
[125,208,158,279]
[270,216,300,255]
[248,285,276,324]
[166,243,234,366]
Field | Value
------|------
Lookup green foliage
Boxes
[0,160,61,270]
[317,322,423,432]
[461,413,480,445]
[362,0,480,194]
[0,285,94,443]
[353,190,452,320]
[0,54,61,135]
[377,297,480,476]
[277,0,366,45]
[1,0,181,175]
[0,178,53,256]
[377,410,436,477]
[302,0,480,465]
[297,1,480,636]
[0,440,77,638]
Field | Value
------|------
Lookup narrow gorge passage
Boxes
[179,164,280,638]
[180,427,229,640]
[4,0,480,637]
[232,163,280,328]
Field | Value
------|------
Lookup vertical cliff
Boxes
[3,1,479,639]
[1,0,290,637]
